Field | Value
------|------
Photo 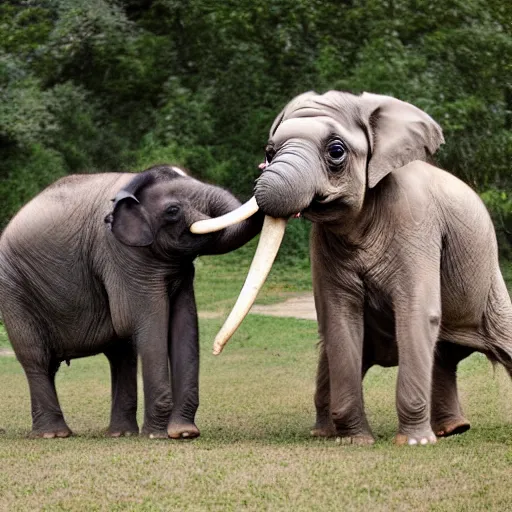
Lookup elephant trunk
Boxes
[255,142,319,218]
[192,144,319,354]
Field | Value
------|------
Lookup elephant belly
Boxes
[53,308,118,360]
[2,268,118,360]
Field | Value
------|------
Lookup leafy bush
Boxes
[0,144,67,229]
[45,82,130,172]
[0,0,511,266]
[480,189,512,259]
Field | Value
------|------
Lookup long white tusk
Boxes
[212,215,287,355]
[190,197,259,234]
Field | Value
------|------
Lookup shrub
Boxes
[0,144,67,229]
[480,189,512,259]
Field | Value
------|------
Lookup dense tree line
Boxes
[1,0,511,256]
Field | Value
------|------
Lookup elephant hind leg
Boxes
[430,340,472,437]
[1,303,72,437]
[4,314,72,438]
[104,339,139,437]
[23,354,72,438]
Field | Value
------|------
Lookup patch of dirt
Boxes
[0,348,14,356]
[199,293,316,321]
[250,293,316,321]
[198,311,224,319]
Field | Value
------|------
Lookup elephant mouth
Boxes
[300,194,350,223]
[186,187,349,355]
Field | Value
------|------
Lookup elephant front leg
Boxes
[318,292,374,445]
[136,308,173,438]
[394,285,440,446]
[311,339,336,438]
[167,272,200,439]
[430,341,472,437]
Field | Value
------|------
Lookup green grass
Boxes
[0,324,9,349]
[194,237,312,311]
[0,258,512,510]
[1,318,512,510]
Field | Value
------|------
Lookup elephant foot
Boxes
[394,430,437,446]
[311,426,336,438]
[432,418,470,438]
[310,416,336,438]
[108,419,139,438]
[167,421,200,440]
[108,428,139,438]
[335,434,375,446]
[29,428,72,439]
[141,426,169,439]
[148,432,169,439]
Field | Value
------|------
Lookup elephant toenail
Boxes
[408,438,418,446]
[420,438,428,445]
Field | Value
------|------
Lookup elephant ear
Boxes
[360,93,444,189]
[109,192,154,247]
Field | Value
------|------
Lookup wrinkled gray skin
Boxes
[255,91,512,445]
[0,165,263,439]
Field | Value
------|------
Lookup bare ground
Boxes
[198,292,316,321]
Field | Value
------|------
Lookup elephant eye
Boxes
[165,204,181,218]
[327,141,346,162]
[265,146,276,164]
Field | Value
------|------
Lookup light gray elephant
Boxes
[0,164,262,438]
[190,91,512,446]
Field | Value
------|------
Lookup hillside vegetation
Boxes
[1,0,511,256]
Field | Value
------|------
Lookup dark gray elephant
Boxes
[192,91,512,446]
[0,164,263,438]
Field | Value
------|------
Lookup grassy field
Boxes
[1,254,512,510]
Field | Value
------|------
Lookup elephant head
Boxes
[106,165,263,258]
[190,91,444,354]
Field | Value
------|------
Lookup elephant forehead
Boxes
[272,117,332,144]
[139,179,190,205]
[272,116,367,153]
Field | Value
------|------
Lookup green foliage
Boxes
[0,144,67,227]
[0,0,511,258]
[44,82,131,171]
[480,188,512,259]
[0,54,57,150]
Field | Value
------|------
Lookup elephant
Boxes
[0,164,263,438]
[190,91,512,446]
